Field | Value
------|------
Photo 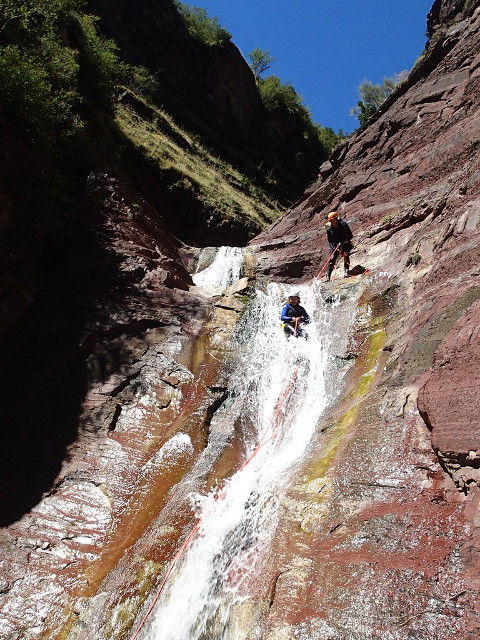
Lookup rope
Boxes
[238,359,300,471]
[316,244,345,280]
[293,316,300,336]
[130,521,202,640]
[316,245,337,279]
[130,347,300,640]
[317,244,371,281]
[131,228,370,637]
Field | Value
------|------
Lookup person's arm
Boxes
[325,224,332,243]
[280,304,292,323]
[300,306,310,323]
[326,226,339,252]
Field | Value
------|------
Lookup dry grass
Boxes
[115,96,282,233]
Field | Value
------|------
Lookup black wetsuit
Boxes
[326,219,353,280]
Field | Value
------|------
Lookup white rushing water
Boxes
[139,249,354,640]
[192,247,244,288]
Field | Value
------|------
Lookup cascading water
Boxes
[192,247,244,288]
[137,249,355,640]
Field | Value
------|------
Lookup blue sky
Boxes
[182,0,433,133]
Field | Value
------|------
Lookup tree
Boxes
[257,75,301,111]
[351,72,408,127]
[314,124,346,155]
[248,48,274,79]
[174,2,231,46]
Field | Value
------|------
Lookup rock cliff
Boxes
[1,1,480,639]
[246,0,480,636]
[250,0,480,492]
[86,0,327,203]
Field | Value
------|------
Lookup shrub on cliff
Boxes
[248,48,274,79]
[257,75,301,112]
[257,75,344,155]
[69,12,126,109]
[314,123,346,154]
[0,44,82,140]
[174,2,232,46]
[351,72,408,127]
[0,0,84,141]
[0,0,157,142]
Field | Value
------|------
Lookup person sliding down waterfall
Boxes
[280,294,310,339]
[324,211,353,281]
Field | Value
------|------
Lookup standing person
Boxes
[280,294,310,338]
[325,211,353,281]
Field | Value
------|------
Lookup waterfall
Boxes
[137,252,355,640]
[192,247,244,288]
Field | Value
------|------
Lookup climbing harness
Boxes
[282,316,304,338]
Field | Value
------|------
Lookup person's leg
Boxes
[327,250,339,281]
[283,323,294,337]
[297,323,308,340]
[342,242,352,276]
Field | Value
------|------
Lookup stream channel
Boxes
[136,246,356,640]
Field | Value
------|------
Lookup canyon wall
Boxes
[1,0,480,639]
[246,0,480,636]
[87,0,327,203]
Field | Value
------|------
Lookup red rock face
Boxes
[1,1,480,639]
[418,299,480,492]
[0,171,247,639]
[85,172,194,291]
[243,1,480,636]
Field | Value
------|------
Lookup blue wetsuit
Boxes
[280,303,310,337]
[280,303,310,324]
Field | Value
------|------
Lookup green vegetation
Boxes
[257,75,345,155]
[406,252,421,267]
[412,50,426,72]
[0,0,83,142]
[257,75,299,112]
[72,12,126,109]
[247,47,345,155]
[351,72,408,127]
[115,95,281,235]
[381,212,396,225]
[174,2,231,46]
[0,0,341,257]
[0,0,157,143]
[315,123,346,153]
[430,25,447,43]
[248,48,274,79]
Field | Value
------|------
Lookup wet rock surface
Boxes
[249,0,480,489]
[1,1,480,639]
[418,298,480,492]
[234,283,480,639]
[0,173,249,639]
[241,1,480,637]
